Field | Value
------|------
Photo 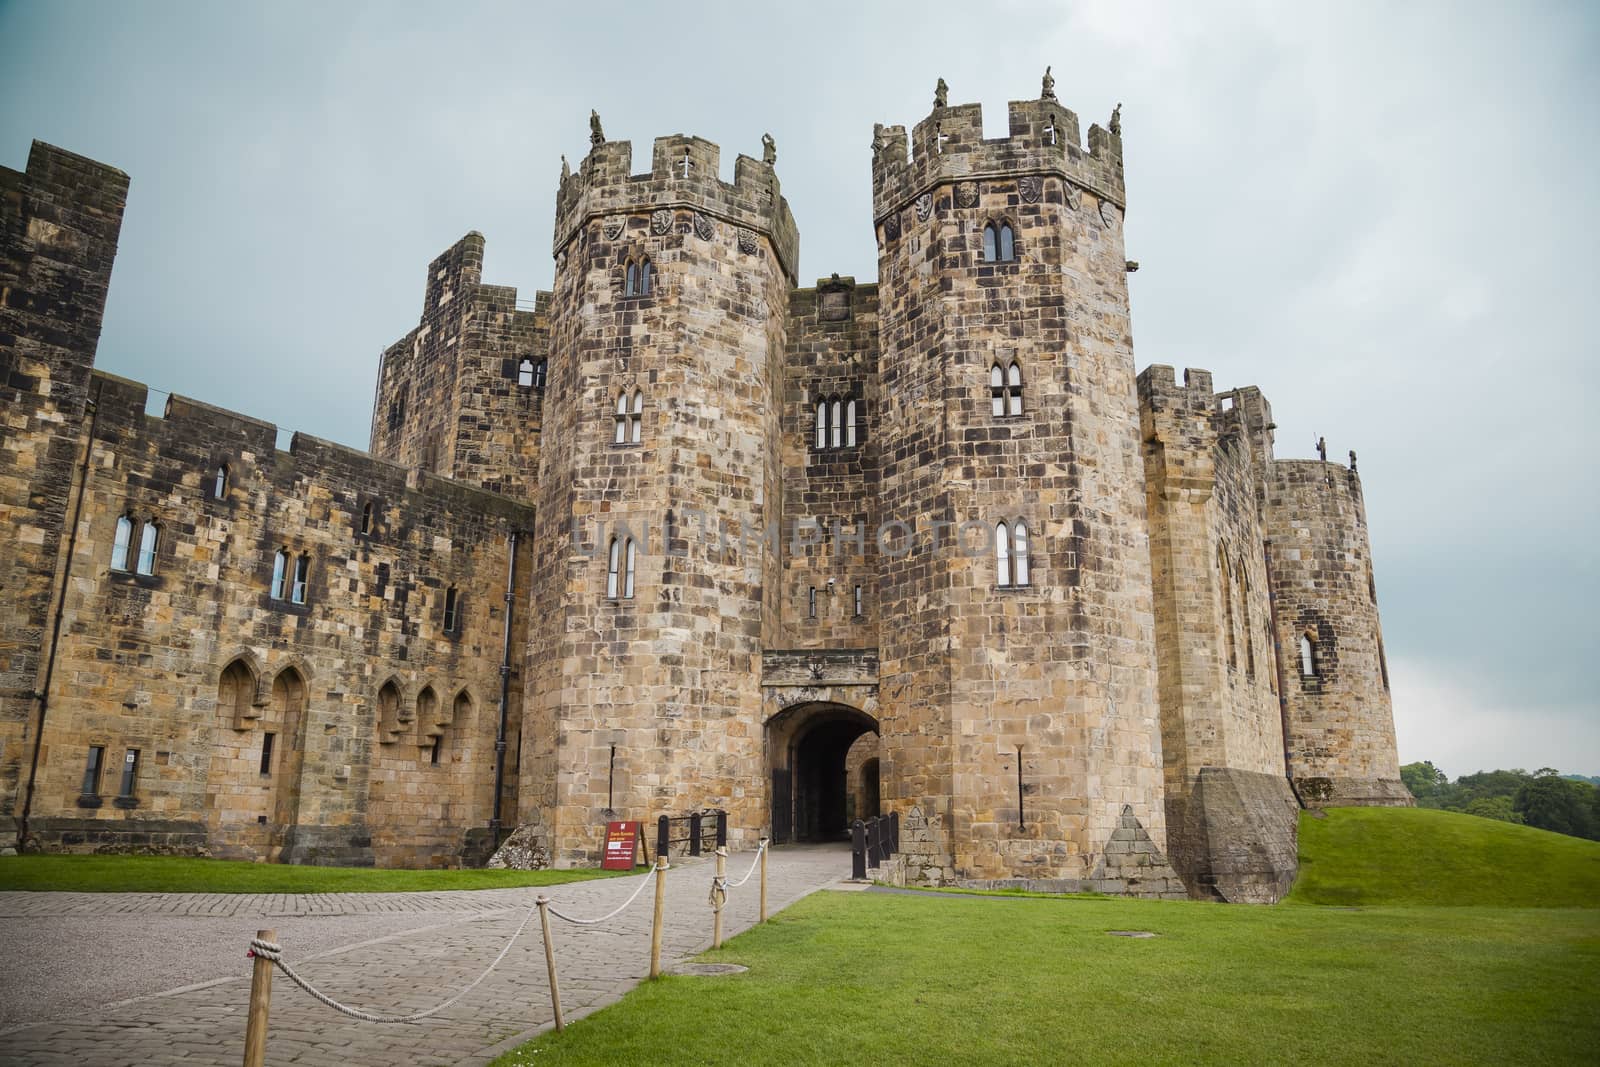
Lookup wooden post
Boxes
[536,897,564,1032]
[242,927,275,1067]
[712,846,727,950]
[759,837,769,922]
[649,857,668,979]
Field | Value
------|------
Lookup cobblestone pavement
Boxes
[0,844,850,1065]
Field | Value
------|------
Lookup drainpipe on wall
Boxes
[18,379,102,847]
[489,529,520,844]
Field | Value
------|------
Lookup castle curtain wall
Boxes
[20,373,531,865]
[1139,367,1301,901]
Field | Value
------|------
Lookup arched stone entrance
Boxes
[765,701,877,844]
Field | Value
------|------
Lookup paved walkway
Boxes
[0,844,850,1066]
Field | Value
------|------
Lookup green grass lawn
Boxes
[1292,805,1600,907]
[0,854,631,893]
[492,808,1600,1066]
[493,892,1600,1066]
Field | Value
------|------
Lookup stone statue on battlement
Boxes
[1041,66,1057,102]
[589,110,605,147]
[934,78,948,109]
[762,132,776,165]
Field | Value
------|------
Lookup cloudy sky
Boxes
[2,1,1595,777]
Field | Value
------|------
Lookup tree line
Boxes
[1400,763,1600,840]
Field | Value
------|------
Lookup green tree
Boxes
[1513,772,1597,840]
[1461,795,1522,824]
[1449,769,1533,811]
[1400,761,1449,802]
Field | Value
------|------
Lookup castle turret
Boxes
[523,126,797,863]
[1264,455,1409,806]
[0,142,129,849]
[369,232,548,500]
[869,85,1181,894]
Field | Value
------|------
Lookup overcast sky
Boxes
[2,1,1595,777]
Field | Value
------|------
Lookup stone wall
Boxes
[1138,365,1298,898]
[22,372,532,865]
[0,141,129,849]
[1264,458,1409,806]
[778,277,879,650]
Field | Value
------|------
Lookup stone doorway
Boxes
[766,701,877,844]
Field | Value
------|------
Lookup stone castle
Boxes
[0,79,1409,902]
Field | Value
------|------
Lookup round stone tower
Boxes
[521,126,798,864]
[869,86,1180,893]
[1263,459,1409,806]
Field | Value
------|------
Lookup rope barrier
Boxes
[241,845,753,1029]
[246,898,539,1024]
[546,862,658,926]
[725,840,766,889]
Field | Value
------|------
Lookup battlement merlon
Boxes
[553,134,800,285]
[1138,365,1218,498]
[871,97,1124,225]
[3,140,131,243]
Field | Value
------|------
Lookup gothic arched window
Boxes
[1220,548,1236,670]
[615,390,643,444]
[606,537,637,600]
[624,257,653,297]
[135,522,160,576]
[212,464,229,499]
[983,220,1016,263]
[290,553,310,604]
[112,515,134,571]
[991,361,1024,416]
[271,549,289,599]
[996,520,1031,588]
[814,394,860,452]
[1299,633,1317,677]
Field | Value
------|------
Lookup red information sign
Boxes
[601,820,642,870]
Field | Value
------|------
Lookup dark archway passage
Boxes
[766,702,877,845]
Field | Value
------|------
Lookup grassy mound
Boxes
[1290,805,1600,907]
[0,854,629,894]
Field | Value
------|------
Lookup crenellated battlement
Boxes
[89,370,532,522]
[871,88,1124,227]
[1139,365,1215,409]
[553,131,798,283]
